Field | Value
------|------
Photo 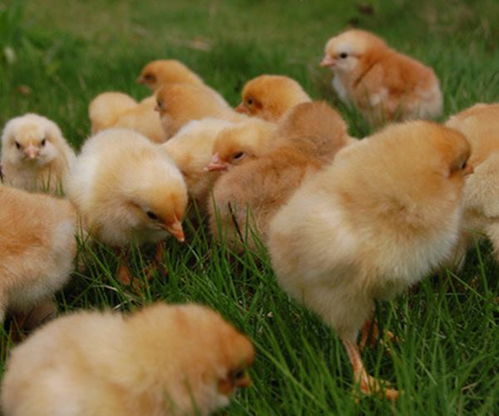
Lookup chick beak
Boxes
[205,153,228,172]
[235,372,251,388]
[464,163,474,176]
[137,76,145,84]
[235,103,249,114]
[165,219,185,242]
[320,55,336,67]
[24,145,39,160]
[217,372,251,396]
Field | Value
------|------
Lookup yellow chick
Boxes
[89,93,167,143]
[236,74,312,122]
[1,302,255,416]
[155,83,248,139]
[161,118,235,207]
[137,59,205,92]
[207,118,277,172]
[0,184,77,326]
[66,128,187,284]
[268,121,472,400]
[446,103,499,263]
[209,101,350,251]
[1,113,76,194]
[321,29,442,126]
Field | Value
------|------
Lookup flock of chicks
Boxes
[0,28,497,414]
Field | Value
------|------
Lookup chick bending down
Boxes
[66,128,187,285]
[1,113,76,194]
[0,184,77,328]
[268,121,472,399]
[1,302,255,416]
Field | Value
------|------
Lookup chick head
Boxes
[236,75,311,121]
[137,59,203,92]
[1,113,64,167]
[320,29,387,74]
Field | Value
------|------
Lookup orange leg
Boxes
[115,248,133,286]
[143,241,168,281]
[342,337,399,400]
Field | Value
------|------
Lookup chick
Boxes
[155,83,248,139]
[207,118,277,172]
[321,29,442,126]
[446,103,499,263]
[1,113,76,194]
[0,184,77,326]
[209,101,350,251]
[1,302,255,416]
[268,121,471,399]
[236,75,312,122]
[161,118,234,207]
[89,93,167,143]
[66,128,187,284]
[137,59,205,92]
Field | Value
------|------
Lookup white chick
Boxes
[1,113,76,194]
[1,302,255,416]
[321,29,442,126]
[66,128,188,284]
[268,121,472,400]
[0,184,77,326]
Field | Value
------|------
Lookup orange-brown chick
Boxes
[209,101,350,251]
[236,75,312,122]
[1,302,254,416]
[0,184,77,326]
[268,121,471,400]
[137,59,205,92]
[156,83,248,139]
[321,29,442,126]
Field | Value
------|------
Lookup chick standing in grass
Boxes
[209,101,350,251]
[1,302,255,416]
[155,83,248,139]
[66,128,187,285]
[0,184,77,327]
[137,59,206,92]
[268,121,472,400]
[320,29,442,126]
[235,74,312,122]
[1,113,76,194]
[446,103,499,263]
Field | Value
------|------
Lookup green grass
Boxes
[1,0,498,414]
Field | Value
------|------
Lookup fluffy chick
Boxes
[321,29,442,126]
[156,83,248,139]
[208,118,277,172]
[236,74,312,122]
[1,302,255,416]
[161,118,235,207]
[446,103,499,263]
[0,184,77,326]
[137,59,205,92]
[268,121,471,399]
[1,113,76,194]
[66,128,187,283]
[209,101,350,251]
[89,93,167,143]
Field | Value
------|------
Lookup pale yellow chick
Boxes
[236,74,312,122]
[446,103,499,263]
[89,93,167,143]
[137,59,205,92]
[268,121,471,400]
[1,302,255,416]
[1,113,76,194]
[0,184,77,326]
[321,29,442,126]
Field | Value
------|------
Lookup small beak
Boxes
[137,76,145,84]
[217,372,251,396]
[235,372,251,388]
[24,145,39,160]
[235,103,249,114]
[320,55,336,67]
[154,105,161,112]
[205,153,228,172]
[165,219,185,242]
[464,163,474,176]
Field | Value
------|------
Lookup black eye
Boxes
[339,52,348,59]
[230,369,245,381]
[15,141,21,149]
[246,98,253,105]
[232,152,245,161]
[146,211,158,220]
[41,138,46,146]
[145,74,155,81]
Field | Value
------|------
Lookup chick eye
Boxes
[146,211,159,220]
[339,52,348,59]
[246,98,253,106]
[145,74,155,81]
[232,152,245,161]
[41,138,46,146]
[230,369,245,381]
[15,141,21,149]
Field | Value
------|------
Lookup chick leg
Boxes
[342,338,399,400]
[115,248,133,286]
[359,311,398,351]
[143,241,168,281]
